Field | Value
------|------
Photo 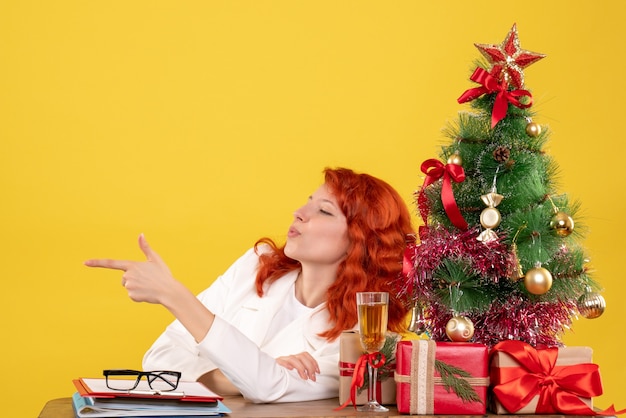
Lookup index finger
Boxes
[84,258,133,271]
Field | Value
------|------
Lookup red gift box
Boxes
[395,340,489,415]
[489,340,605,415]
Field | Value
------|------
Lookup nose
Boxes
[293,206,307,222]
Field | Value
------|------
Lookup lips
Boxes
[287,226,300,238]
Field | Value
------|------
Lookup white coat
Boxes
[142,246,341,403]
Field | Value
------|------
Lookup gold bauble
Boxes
[577,291,606,319]
[445,315,474,342]
[525,122,542,137]
[524,266,553,295]
[480,207,502,229]
[447,152,462,166]
[550,211,575,237]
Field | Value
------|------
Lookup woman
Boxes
[84,167,414,403]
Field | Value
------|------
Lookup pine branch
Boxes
[433,258,494,312]
[434,360,483,404]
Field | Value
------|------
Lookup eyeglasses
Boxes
[103,369,181,392]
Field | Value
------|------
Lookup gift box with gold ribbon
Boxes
[394,340,489,415]
[489,340,609,415]
[338,331,398,407]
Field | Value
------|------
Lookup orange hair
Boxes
[254,168,414,341]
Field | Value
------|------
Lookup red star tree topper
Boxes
[474,23,546,88]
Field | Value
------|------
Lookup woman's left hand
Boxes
[276,352,320,382]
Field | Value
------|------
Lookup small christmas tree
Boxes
[401,24,606,348]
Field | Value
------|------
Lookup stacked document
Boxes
[72,378,230,417]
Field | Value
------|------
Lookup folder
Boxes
[73,378,223,403]
[72,392,231,417]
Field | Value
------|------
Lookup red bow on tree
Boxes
[458,67,533,128]
[417,159,468,234]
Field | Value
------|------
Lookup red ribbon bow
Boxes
[336,352,386,410]
[491,340,625,415]
[458,67,533,128]
[417,159,468,232]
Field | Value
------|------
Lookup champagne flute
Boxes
[356,292,389,412]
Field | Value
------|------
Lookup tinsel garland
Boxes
[426,298,575,348]
[400,225,575,347]
[399,225,510,300]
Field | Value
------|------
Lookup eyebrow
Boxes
[309,195,339,208]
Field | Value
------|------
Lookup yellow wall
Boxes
[2,1,624,415]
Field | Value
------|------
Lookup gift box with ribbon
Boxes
[338,331,398,407]
[395,340,489,415]
[489,340,621,415]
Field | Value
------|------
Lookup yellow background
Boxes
[2,1,624,415]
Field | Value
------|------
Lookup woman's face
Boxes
[284,183,350,267]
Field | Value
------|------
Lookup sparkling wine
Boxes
[358,302,388,352]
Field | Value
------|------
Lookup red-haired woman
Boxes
[85,167,414,403]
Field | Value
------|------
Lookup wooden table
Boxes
[39,396,401,417]
[38,395,606,418]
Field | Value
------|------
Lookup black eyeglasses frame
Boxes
[103,369,182,392]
